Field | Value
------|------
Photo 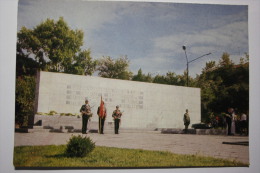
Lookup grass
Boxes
[14,145,248,168]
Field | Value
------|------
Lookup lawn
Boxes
[14,145,248,168]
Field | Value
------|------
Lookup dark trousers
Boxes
[184,123,190,133]
[239,120,248,135]
[226,118,232,135]
[99,117,105,134]
[114,119,120,134]
[82,115,89,134]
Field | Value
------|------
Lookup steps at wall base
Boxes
[15,128,28,133]
[20,125,227,135]
[196,129,226,135]
[161,128,227,135]
[28,129,51,133]
[161,129,196,134]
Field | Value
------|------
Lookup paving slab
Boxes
[14,129,249,164]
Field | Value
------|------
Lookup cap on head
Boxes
[116,105,119,108]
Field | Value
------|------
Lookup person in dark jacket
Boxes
[112,105,122,134]
[183,109,190,134]
[80,98,92,134]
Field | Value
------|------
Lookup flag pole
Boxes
[99,95,102,134]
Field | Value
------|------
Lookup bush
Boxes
[65,113,73,116]
[15,76,36,126]
[48,110,57,115]
[37,112,45,115]
[65,135,95,157]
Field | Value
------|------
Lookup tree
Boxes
[17,17,84,72]
[66,49,98,75]
[132,68,153,82]
[97,55,133,80]
[153,74,167,84]
[195,53,249,122]
[15,17,98,127]
[153,71,186,86]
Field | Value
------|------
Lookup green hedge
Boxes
[15,76,36,127]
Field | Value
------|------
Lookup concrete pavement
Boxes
[14,128,249,164]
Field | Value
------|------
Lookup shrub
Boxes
[15,76,36,127]
[60,113,77,116]
[37,112,45,115]
[49,110,57,115]
[65,135,95,157]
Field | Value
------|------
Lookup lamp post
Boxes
[182,46,211,87]
[182,46,189,86]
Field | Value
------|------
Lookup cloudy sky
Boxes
[17,0,248,77]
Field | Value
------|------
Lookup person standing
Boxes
[112,105,122,134]
[225,108,233,136]
[239,111,248,135]
[183,109,190,134]
[231,110,238,135]
[97,100,107,134]
[80,98,92,134]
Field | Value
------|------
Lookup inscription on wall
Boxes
[65,85,144,109]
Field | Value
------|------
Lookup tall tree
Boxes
[17,17,84,72]
[15,17,98,127]
[97,55,133,80]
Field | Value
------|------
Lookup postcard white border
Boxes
[0,0,259,173]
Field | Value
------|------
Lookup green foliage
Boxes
[37,112,78,116]
[48,110,57,115]
[17,17,85,73]
[65,49,98,75]
[65,135,95,157]
[36,112,45,115]
[60,113,76,116]
[132,68,153,82]
[65,113,74,116]
[15,76,36,126]
[153,71,186,86]
[14,145,248,167]
[196,53,249,120]
[15,17,97,125]
[16,54,39,76]
[97,55,133,80]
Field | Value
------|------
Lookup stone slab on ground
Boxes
[161,128,227,135]
[161,128,196,134]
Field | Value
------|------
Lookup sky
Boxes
[17,0,248,77]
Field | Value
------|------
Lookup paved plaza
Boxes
[14,128,249,164]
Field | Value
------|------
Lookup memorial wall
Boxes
[35,71,201,129]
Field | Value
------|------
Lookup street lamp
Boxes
[182,46,211,87]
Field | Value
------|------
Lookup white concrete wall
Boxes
[36,71,201,129]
